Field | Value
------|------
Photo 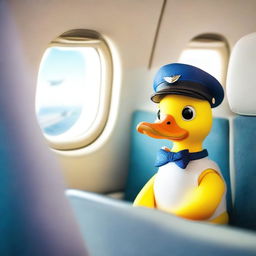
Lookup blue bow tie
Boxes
[155,149,208,169]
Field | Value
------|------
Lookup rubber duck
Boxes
[133,63,228,224]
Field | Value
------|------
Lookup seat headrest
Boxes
[226,32,256,115]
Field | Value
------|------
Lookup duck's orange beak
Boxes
[137,115,188,141]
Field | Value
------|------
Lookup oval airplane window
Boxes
[36,30,112,150]
[179,34,229,85]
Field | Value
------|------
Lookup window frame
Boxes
[36,30,113,150]
[178,34,229,86]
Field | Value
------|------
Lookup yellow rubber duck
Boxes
[133,63,228,224]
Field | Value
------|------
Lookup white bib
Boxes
[153,157,227,220]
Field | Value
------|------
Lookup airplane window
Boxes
[36,30,112,150]
[179,34,229,85]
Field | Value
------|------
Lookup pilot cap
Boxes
[151,63,224,108]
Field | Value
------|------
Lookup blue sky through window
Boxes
[40,48,86,84]
[36,46,101,137]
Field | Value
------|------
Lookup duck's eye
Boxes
[157,110,161,120]
[182,106,196,121]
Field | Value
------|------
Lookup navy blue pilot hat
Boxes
[151,63,224,108]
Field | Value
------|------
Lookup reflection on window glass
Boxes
[36,47,101,137]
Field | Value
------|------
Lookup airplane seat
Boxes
[124,110,232,215]
[67,189,256,256]
[67,32,256,254]
[0,3,87,255]
[226,32,256,230]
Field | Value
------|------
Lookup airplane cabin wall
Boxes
[7,0,256,194]
[136,0,256,118]
[8,0,164,193]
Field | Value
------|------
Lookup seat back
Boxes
[231,116,256,229]
[0,4,87,255]
[68,189,256,256]
[227,32,256,230]
[124,110,231,214]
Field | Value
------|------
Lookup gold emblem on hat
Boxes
[164,75,181,84]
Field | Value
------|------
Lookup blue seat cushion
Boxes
[124,110,231,214]
[232,116,256,230]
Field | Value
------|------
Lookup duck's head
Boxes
[137,63,224,152]
[137,94,212,151]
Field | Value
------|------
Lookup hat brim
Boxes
[151,81,214,107]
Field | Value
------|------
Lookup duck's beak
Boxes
[137,115,188,141]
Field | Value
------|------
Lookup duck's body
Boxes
[133,63,228,224]
[134,154,228,223]
[142,157,227,223]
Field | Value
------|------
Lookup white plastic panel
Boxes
[226,33,256,115]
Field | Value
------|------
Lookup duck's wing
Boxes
[133,174,156,208]
[172,169,226,221]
